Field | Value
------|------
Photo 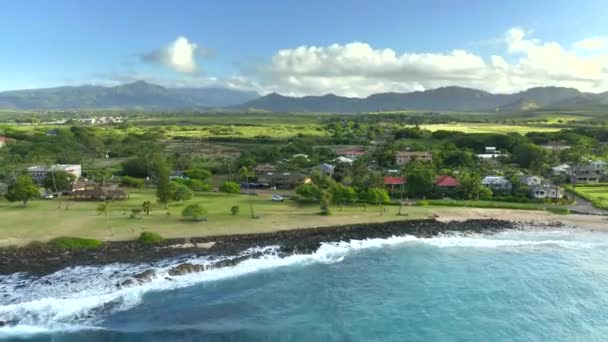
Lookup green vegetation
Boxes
[219,181,241,194]
[566,185,608,210]
[137,231,164,246]
[50,236,103,251]
[181,203,208,221]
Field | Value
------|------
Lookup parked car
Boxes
[43,194,54,200]
[271,195,285,202]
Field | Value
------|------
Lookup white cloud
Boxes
[142,36,200,74]
[251,28,608,96]
[573,36,608,50]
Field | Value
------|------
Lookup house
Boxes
[395,151,432,166]
[254,164,276,176]
[435,175,460,188]
[336,148,365,160]
[477,147,506,160]
[319,163,335,175]
[333,156,354,165]
[529,183,564,200]
[571,161,606,184]
[0,136,7,148]
[519,175,543,187]
[482,176,513,195]
[27,164,82,183]
[169,170,188,180]
[72,184,128,201]
[257,172,311,188]
[551,164,571,176]
[384,176,405,192]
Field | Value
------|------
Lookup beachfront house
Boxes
[519,175,543,187]
[571,161,607,184]
[482,176,512,195]
[27,164,82,183]
[529,183,564,200]
[395,151,432,166]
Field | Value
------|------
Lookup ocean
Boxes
[1,228,608,341]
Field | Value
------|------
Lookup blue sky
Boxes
[1,0,607,95]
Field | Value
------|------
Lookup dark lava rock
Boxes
[119,269,156,287]
[168,263,205,276]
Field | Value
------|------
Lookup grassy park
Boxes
[567,184,608,210]
[0,190,439,246]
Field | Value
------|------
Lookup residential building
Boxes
[257,172,311,188]
[529,183,564,200]
[336,148,366,160]
[384,176,406,192]
[571,161,607,184]
[519,175,543,187]
[27,164,82,183]
[169,170,187,180]
[435,175,460,188]
[319,163,335,176]
[482,176,513,195]
[73,184,128,201]
[551,163,571,176]
[395,151,432,166]
[477,147,506,160]
[333,156,354,165]
[254,164,276,176]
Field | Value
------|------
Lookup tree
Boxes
[219,181,241,194]
[142,200,151,216]
[154,155,172,208]
[512,143,548,169]
[295,183,322,200]
[97,202,108,216]
[184,179,213,192]
[240,167,256,219]
[173,184,193,202]
[120,176,145,189]
[364,187,390,216]
[309,170,336,215]
[5,174,39,207]
[404,163,435,198]
[121,157,150,178]
[457,172,492,200]
[184,168,212,181]
[43,171,76,193]
[181,203,208,222]
[332,184,357,211]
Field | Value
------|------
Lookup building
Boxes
[0,136,7,148]
[529,183,564,200]
[395,152,432,166]
[477,147,506,160]
[333,156,354,165]
[384,176,406,192]
[571,161,607,184]
[27,164,82,183]
[254,164,276,176]
[482,176,512,195]
[435,175,460,188]
[519,175,543,187]
[257,172,311,188]
[551,163,571,176]
[319,163,335,176]
[72,184,128,201]
[336,148,366,160]
[169,170,187,180]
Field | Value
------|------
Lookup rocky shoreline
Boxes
[0,218,545,276]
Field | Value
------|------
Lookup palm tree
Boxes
[240,166,255,219]
[142,200,151,215]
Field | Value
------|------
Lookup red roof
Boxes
[435,175,460,187]
[384,176,406,185]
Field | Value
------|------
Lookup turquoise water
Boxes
[2,228,608,341]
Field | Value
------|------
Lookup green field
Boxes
[419,123,560,134]
[568,185,608,209]
[0,190,439,246]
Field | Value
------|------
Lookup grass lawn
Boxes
[0,190,435,246]
[418,123,560,134]
[567,185,608,210]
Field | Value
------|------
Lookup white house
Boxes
[551,164,571,176]
[27,164,82,183]
[529,183,564,200]
[519,175,543,187]
[482,176,513,194]
[333,156,354,165]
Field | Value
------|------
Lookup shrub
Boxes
[185,179,213,192]
[50,237,103,251]
[138,232,164,246]
[120,176,145,188]
[173,184,193,202]
[182,203,208,221]
[416,200,429,206]
[545,207,570,215]
[230,205,240,215]
[219,181,241,194]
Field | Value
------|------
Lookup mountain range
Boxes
[1,81,607,112]
[0,81,260,110]
[240,86,608,113]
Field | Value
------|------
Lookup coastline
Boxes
[1,217,552,276]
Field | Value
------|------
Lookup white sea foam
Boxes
[0,229,605,335]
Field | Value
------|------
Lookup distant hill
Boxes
[240,86,607,113]
[0,81,260,110]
